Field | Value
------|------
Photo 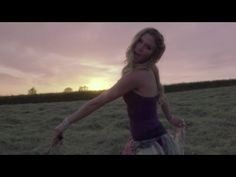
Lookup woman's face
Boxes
[133,33,156,64]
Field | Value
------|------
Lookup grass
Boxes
[0,85,236,155]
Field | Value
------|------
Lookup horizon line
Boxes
[1,78,236,97]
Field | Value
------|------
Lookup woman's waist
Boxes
[130,122,167,141]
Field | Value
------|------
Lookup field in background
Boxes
[0,85,236,154]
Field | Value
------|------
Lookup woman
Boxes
[51,27,185,155]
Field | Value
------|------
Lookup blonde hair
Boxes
[122,27,166,105]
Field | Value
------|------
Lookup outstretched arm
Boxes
[64,73,140,127]
[51,71,141,146]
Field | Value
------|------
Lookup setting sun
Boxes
[87,78,111,91]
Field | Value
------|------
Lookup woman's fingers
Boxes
[178,121,185,127]
[172,117,185,127]
[52,131,63,147]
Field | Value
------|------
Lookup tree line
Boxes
[28,86,89,95]
[1,79,236,105]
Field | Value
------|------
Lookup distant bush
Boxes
[79,86,88,92]
[28,87,37,95]
[64,87,73,93]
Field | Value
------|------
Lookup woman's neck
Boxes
[134,63,152,70]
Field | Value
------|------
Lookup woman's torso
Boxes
[123,68,167,141]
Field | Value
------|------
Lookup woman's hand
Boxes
[168,116,186,128]
[51,117,71,148]
[51,123,65,148]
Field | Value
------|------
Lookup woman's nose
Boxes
[137,44,144,52]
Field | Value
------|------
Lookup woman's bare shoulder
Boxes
[123,68,150,79]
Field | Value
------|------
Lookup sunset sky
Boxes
[0,22,236,96]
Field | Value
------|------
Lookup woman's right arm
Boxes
[61,72,140,129]
[52,94,108,147]
[55,94,108,132]
[51,70,142,146]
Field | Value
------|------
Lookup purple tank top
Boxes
[123,90,167,141]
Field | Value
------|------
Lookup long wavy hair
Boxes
[121,27,167,104]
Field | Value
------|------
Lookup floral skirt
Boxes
[121,127,185,155]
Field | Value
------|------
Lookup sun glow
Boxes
[87,78,110,91]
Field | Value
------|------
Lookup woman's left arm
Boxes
[160,99,185,128]
[160,100,173,122]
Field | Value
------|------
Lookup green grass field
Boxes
[0,85,236,155]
